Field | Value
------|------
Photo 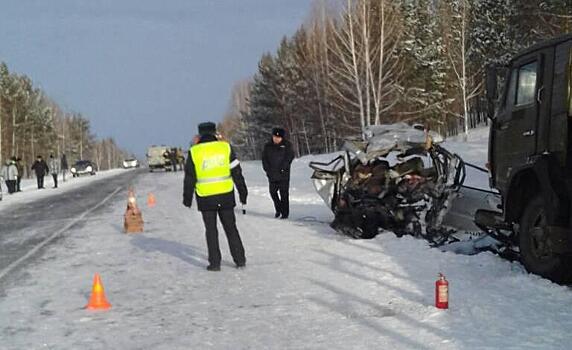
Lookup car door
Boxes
[492,53,545,193]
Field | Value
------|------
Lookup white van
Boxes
[146,145,171,172]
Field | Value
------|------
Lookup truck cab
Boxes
[481,34,572,282]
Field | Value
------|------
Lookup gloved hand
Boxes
[183,197,192,208]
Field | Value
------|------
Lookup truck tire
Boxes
[519,195,571,282]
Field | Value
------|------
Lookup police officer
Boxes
[262,127,295,219]
[183,122,248,271]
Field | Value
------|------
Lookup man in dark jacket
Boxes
[183,122,248,271]
[61,154,69,182]
[31,155,49,189]
[15,157,24,192]
[262,127,295,219]
[169,147,178,172]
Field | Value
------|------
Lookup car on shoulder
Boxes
[71,160,96,177]
[122,158,139,169]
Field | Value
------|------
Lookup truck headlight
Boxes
[87,166,93,172]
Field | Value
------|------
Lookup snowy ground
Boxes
[1,129,572,349]
[0,169,127,213]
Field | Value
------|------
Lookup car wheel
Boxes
[519,195,571,282]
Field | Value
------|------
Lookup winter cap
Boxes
[198,122,217,136]
[272,128,286,138]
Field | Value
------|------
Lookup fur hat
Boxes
[198,122,217,136]
[272,127,286,138]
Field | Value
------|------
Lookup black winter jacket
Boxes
[262,139,295,182]
[31,160,49,177]
[183,135,248,211]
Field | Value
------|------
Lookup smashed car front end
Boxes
[310,123,465,242]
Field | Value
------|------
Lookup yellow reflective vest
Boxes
[190,141,234,197]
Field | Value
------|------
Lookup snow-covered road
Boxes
[1,130,572,349]
[0,169,141,288]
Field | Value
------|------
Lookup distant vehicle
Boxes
[71,160,96,177]
[122,158,140,169]
[146,145,171,172]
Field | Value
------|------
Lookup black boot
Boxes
[206,265,221,271]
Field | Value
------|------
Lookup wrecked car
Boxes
[310,123,466,242]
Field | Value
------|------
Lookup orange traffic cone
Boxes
[86,273,112,310]
[147,193,156,207]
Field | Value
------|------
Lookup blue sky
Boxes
[0,0,313,156]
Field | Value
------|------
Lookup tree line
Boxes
[219,0,572,159]
[0,62,130,177]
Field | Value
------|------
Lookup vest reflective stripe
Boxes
[196,176,232,184]
[190,141,234,197]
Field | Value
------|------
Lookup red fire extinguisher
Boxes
[435,273,449,309]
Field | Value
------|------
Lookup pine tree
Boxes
[469,0,520,67]
[399,0,449,130]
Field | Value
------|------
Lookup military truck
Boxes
[146,145,171,172]
[477,34,572,282]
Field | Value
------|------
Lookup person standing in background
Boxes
[169,148,178,172]
[61,154,68,182]
[49,154,60,188]
[31,155,49,189]
[15,157,24,192]
[1,158,19,194]
[262,127,295,219]
[177,147,185,171]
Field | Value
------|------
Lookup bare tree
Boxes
[328,0,403,137]
[443,0,482,138]
[329,0,367,136]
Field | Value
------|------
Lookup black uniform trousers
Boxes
[201,209,246,267]
[269,180,290,218]
[52,174,58,188]
[36,175,45,189]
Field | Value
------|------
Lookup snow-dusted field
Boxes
[1,129,572,349]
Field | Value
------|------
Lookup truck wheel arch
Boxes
[505,169,540,224]
[505,157,565,225]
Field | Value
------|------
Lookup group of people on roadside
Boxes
[163,147,185,172]
[183,122,294,271]
[0,154,69,199]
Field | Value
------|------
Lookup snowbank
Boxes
[0,169,130,213]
